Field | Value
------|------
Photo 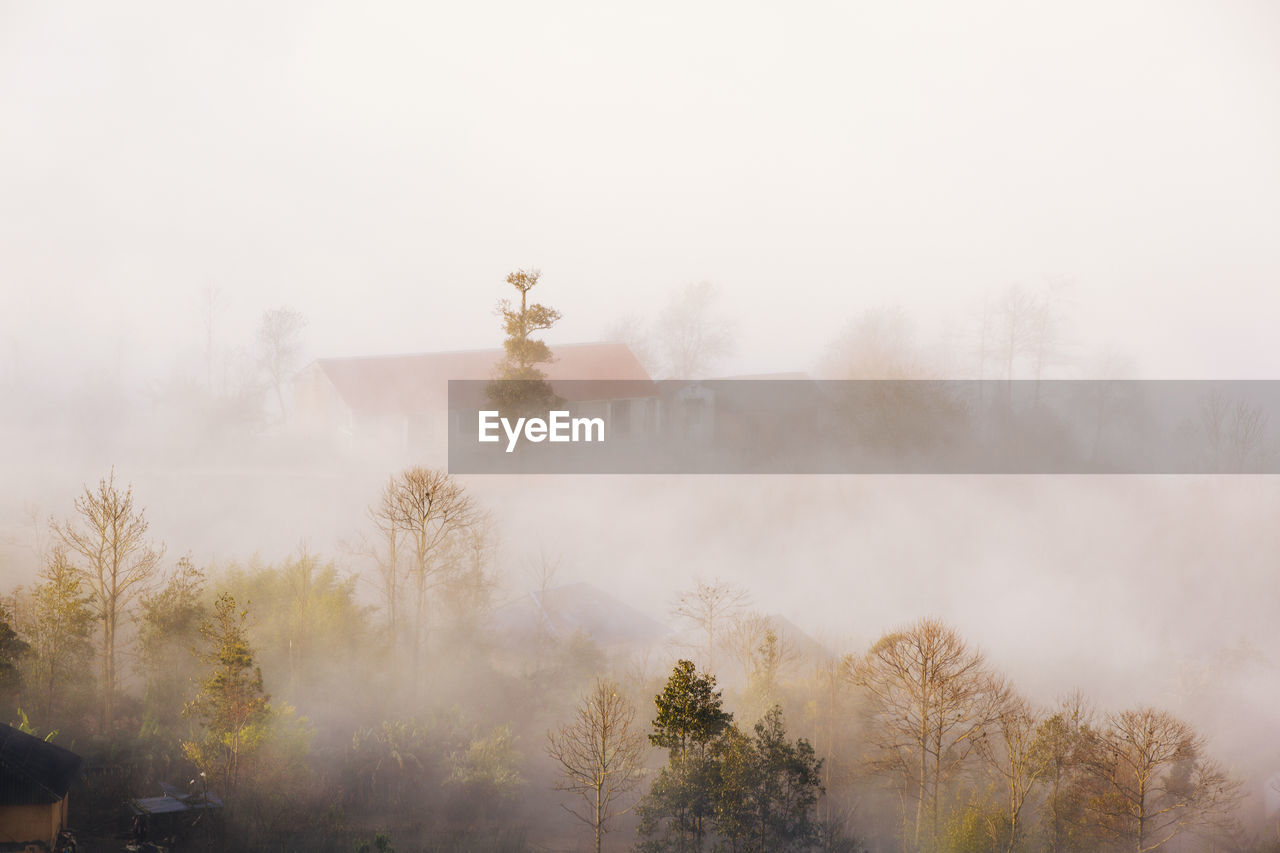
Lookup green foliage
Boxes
[11,706,57,741]
[183,592,270,793]
[714,706,825,852]
[943,798,1009,853]
[138,555,207,734]
[485,268,563,417]
[219,551,372,715]
[0,601,29,708]
[447,723,524,799]
[354,832,395,853]
[349,717,449,809]
[21,547,94,723]
[650,659,733,757]
[638,660,734,853]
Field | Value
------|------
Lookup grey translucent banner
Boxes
[447,380,1280,474]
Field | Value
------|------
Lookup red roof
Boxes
[310,342,654,416]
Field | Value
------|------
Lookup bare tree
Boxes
[390,467,478,692]
[725,610,774,682]
[993,285,1038,383]
[361,476,405,649]
[672,578,749,676]
[528,545,563,663]
[547,678,647,853]
[603,310,659,378]
[1027,278,1072,387]
[848,617,1001,851]
[1197,390,1270,473]
[1084,707,1241,853]
[52,469,164,730]
[655,281,734,379]
[256,306,306,423]
[975,688,1047,852]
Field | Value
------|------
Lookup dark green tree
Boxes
[638,659,733,853]
[715,705,824,853]
[485,268,563,417]
[0,602,29,714]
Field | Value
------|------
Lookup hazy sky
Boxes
[4,1,1279,384]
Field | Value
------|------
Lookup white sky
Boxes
[3,0,1279,382]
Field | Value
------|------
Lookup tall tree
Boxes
[486,268,562,416]
[138,556,208,733]
[256,306,306,423]
[975,689,1046,853]
[1083,707,1241,853]
[1036,691,1097,853]
[848,618,1001,851]
[52,469,164,730]
[655,281,734,379]
[390,468,478,692]
[362,476,405,650]
[183,592,270,794]
[547,678,647,853]
[23,547,95,723]
[714,705,824,853]
[638,659,734,853]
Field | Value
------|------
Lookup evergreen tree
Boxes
[638,659,733,853]
[715,706,824,852]
[183,593,270,793]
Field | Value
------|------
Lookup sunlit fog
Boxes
[1,2,1278,851]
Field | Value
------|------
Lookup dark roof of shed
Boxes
[0,724,82,805]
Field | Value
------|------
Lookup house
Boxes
[293,342,658,455]
[0,724,82,851]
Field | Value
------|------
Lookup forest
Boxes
[0,460,1269,853]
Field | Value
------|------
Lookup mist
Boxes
[2,2,1279,851]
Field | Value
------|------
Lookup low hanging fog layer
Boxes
[2,2,1279,852]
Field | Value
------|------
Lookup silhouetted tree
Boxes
[256,306,306,423]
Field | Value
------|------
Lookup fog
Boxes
[2,2,1279,851]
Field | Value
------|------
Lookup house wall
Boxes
[293,365,353,434]
[0,798,63,848]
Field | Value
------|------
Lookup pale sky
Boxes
[3,0,1279,384]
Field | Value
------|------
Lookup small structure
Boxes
[128,782,222,846]
[0,723,82,851]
